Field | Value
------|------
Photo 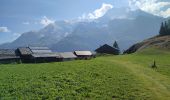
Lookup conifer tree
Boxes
[113,41,120,54]
[159,21,170,36]
[113,41,119,49]
[167,20,170,34]
[165,21,169,35]
[159,22,166,36]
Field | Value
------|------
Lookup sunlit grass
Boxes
[0,48,170,99]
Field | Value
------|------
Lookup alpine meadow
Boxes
[0,48,170,99]
[0,0,170,100]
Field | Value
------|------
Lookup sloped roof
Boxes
[31,53,60,58]
[60,52,77,59]
[0,49,16,56]
[95,44,119,54]
[74,51,92,56]
[0,49,20,59]
[18,47,32,55]
[29,46,52,54]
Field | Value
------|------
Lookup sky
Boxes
[0,0,170,44]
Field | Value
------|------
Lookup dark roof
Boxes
[31,53,60,58]
[74,51,92,56]
[0,49,20,59]
[60,52,77,59]
[18,47,32,55]
[95,44,119,54]
[0,49,16,55]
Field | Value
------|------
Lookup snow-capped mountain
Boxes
[0,8,165,51]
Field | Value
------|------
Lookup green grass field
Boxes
[0,48,170,100]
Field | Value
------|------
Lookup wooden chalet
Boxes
[95,44,119,55]
[74,51,93,59]
[0,46,97,64]
[0,49,20,64]
[59,52,77,61]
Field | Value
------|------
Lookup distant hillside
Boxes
[124,35,170,54]
[0,8,165,51]
[51,10,164,52]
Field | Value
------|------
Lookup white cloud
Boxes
[13,33,22,37]
[40,16,55,26]
[0,27,10,32]
[22,22,30,25]
[160,8,170,18]
[79,3,113,20]
[128,0,170,18]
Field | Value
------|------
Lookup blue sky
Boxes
[0,0,170,44]
[0,0,128,44]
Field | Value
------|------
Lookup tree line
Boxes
[159,19,170,36]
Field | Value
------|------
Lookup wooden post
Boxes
[151,60,157,69]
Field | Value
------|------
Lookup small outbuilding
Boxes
[59,52,77,61]
[95,44,120,55]
[74,51,93,59]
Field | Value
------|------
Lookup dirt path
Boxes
[110,59,170,100]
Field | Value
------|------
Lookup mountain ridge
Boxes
[124,35,170,54]
[0,8,166,51]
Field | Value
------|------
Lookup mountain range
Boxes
[0,8,166,52]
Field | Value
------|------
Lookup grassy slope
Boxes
[0,48,170,100]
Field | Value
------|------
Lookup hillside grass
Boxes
[0,48,170,99]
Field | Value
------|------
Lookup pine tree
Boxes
[167,20,170,35]
[168,19,170,27]
[159,22,166,36]
[165,21,169,35]
[159,21,170,36]
[113,41,120,55]
[113,41,119,49]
